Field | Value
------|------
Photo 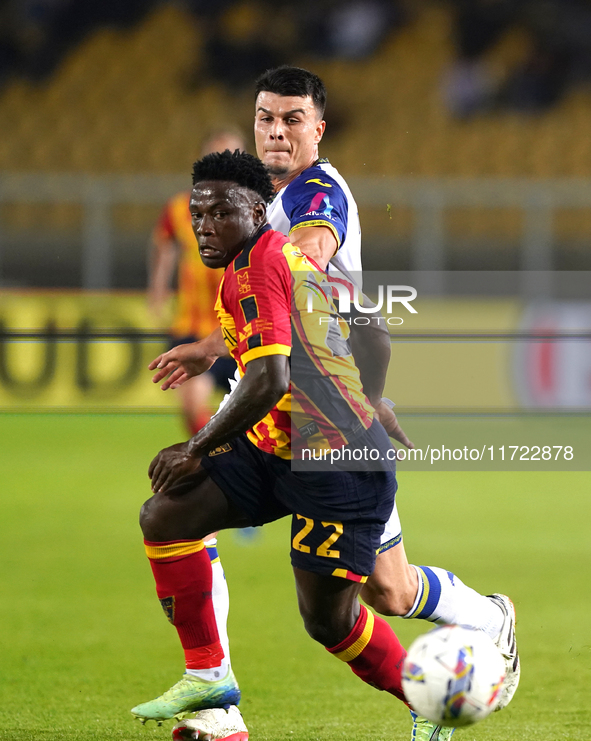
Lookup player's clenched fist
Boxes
[148,442,200,493]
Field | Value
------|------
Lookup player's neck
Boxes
[272,153,319,192]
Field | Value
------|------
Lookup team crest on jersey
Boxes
[237,272,251,294]
[159,596,175,624]
[209,443,232,456]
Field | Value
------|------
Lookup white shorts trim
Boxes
[378,502,402,553]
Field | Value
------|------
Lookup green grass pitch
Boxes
[1,413,589,740]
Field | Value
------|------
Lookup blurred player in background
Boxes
[148,129,245,434]
[147,67,519,741]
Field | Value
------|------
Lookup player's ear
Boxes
[253,200,266,226]
[314,119,326,144]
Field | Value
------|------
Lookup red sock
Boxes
[145,539,224,670]
[327,605,408,703]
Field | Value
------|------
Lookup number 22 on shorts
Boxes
[292,514,343,558]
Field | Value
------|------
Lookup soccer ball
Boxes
[402,625,506,728]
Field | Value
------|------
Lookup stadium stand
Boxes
[1,1,591,281]
[2,2,591,177]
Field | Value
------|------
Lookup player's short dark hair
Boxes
[255,66,326,117]
[191,149,274,203]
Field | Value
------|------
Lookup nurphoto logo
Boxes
[306,283,418,325]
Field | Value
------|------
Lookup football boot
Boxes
[172,705,248,740]
[131,669,240,723]
[410,711,455,741]
[488,593,520,710]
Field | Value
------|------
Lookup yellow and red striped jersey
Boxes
[154,191,223,338]
[215,225,374,459]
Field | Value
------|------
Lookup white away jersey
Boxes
[266,159,362,278]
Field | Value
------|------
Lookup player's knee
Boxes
[301,613,335,647]
[361,582,416,617]
[139,494,164,540]
[367,590,414,617]
[362,583,392,616]
[299,606,355,648]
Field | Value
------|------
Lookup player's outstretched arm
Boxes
[348,293,414,450]
[290,225,337,271]
[149,327,230,390]
[149,354,290,493]
[348,293,391,407]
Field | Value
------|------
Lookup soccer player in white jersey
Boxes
[145,66,519,741]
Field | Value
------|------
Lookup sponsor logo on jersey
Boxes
[301,210,337,221]
[239,323,253,341]
[308,192,334,217]
[298,421,320,438]
[239,318,274,342]
[253,318,273,332]
[306,178,333,188]
[209,443,233,456]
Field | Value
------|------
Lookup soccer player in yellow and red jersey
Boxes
[148,130,245,435]
[148,131,248,691]
[132,150,410,735]
[145,68,519,741]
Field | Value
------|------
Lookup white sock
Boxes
[404,565,504,640]
[185,539,231,683]
[211,560,231,664]
[186,661,230,682]
[206,537,231,664]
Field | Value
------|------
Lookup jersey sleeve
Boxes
[214,275,238,356]
[282,170,348,249]
[226,237,292,365]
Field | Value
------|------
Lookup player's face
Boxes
[254,92,325,185]
[190,181,266,269]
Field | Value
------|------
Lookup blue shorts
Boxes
[169,334,236,393]
[201,426,397,581]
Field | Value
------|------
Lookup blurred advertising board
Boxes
[382,297,591,412]
[513,302,591,408]
[0,291,173,410]
[1,288,590,413]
